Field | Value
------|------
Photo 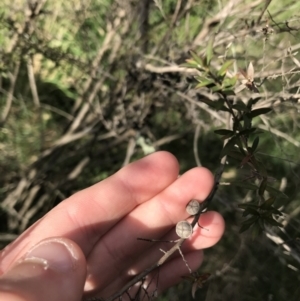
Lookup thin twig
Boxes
[0,62,20,126]
[27,56,40,107]
[193,124,202,167]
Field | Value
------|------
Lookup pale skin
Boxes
[0,151,225,301]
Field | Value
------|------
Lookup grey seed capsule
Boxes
[186,199,200,215]
[176,221,193,238]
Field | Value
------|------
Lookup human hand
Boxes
[0,151,225,301]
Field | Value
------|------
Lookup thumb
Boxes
[0,237,86,301]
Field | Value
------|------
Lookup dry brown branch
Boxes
[153,133,186,148]
[1,169,38,231]
[0,233,18,244]
[19,193,49,232]
[256,0,273,25]
[40,103,74,121]
[0,62,20,126]
[26,56,40,107]
[18,185,41,219]
[144,63,201,76]
[151,0,184,55]
[67,157,91,180]
[258,124,300,147]
[193,123,202,167]
[193,0,242,46]
[6,0,48,53]
[122,137,137,167]
[176,90,227,124]
[71,8,127,115]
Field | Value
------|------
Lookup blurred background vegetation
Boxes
[0,0,300,300]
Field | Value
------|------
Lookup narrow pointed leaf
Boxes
[258,178,268,196]
[220,137,237,158]
[218,60,234,76]
[222,88,236,95]
[239,128,257,136]
[211,85,222,92]
[265,185,289,199]
[227,150,245,160]
[239,222,253,233]
[247,97,261,109]
[264,217,282,227]
[233,101,248,112]
[214,129,234,136]
[249,108,272,118]
[269,207,283,216]
[195,75,209,82]
[231,181,258,190]
[242,208,260,217]
[238,203,260,210]
[251,137,259,152]
[260,197,276,209]
[181,61,202,69]
[251,221,263,238]
[243,114,252,129]
[189,51,204,67]
[196,80,215,88]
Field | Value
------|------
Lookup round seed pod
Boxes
[186,199,201,215]
[176,221,193,238]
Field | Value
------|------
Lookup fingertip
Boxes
[190,211,225,249]
[121,151,180,183]
[189,167,215,199]
[115,151,180,204]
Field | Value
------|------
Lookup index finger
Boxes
[0,152,179,273]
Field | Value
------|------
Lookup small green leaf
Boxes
[247,97,262,110]
[251,221,263,238]
[269,207,283,216]
[249,108,272,118]
[243,114,252,129]
[251,137,259,152]
[220,136,237,158]
[264,217,282,227]
[231,181,258,190]
[199,98,215,107]
[200,99,229,112]
[242,208,260,217]
[250,158,267,178]
[215,104,230,112]
[258,178,268,196]
[260,197,275,209]
[265,186,289,199]
[226,76,237,86]
[227,150,245,160]
[242,216,258,225]
[238,203,260,210]
[239,222,253,233]
[195,75,209,82]
[211,85,222,92]
[239,216,258,233]
[214,129,234,136]
[196,80,216,88]
[189,51,204,67]
[238,128,257,136]
[218,60,234,76]
[222,88,236,96]
[236,138,246,155]
[232,101,248,112]
[181,61,203,69]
